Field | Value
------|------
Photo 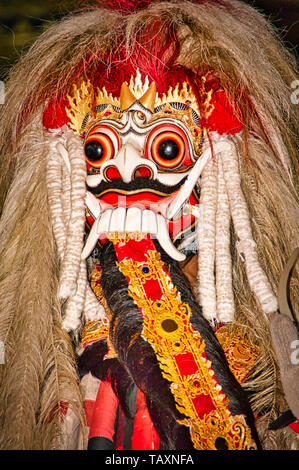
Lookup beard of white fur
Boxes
[46,126,106,331]
[195,132,278,325]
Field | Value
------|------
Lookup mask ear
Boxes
[43,98,70,131]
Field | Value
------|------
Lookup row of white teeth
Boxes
[82,194,186,262]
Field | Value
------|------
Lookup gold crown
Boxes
[66,79,120,135]
[66,69,213,135]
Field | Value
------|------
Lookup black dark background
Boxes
[0,0,298,80]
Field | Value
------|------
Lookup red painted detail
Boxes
[105,166,122,180]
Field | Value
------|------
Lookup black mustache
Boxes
[88,176,187,197]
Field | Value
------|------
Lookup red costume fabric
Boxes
[88,379,160,449]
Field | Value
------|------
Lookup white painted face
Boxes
[85,101,199,188]
[70,78,211,262]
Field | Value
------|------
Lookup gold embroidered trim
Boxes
[188,407,254,450]
[82,320,117,359]
[106,232,147,244]
[116,248,256,450]
[216,325,259,384]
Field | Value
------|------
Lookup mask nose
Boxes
[100,142,157,182]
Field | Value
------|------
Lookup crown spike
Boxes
[120,82,137,111]
[139,82,157,113]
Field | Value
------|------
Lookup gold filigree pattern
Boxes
[66,80,121,134]
[216,325,259,383]
[66,79,94,134]
[106,232,147,245]
[113,241,257,450]
[186,408,256,450]
[155,80,203,119]
[82,320,117,359]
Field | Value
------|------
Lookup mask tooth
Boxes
[81,209,112,259]
[108,206,126,233]
[97,208,113,236]
[81,215,102,259]
[124,206,142,232]
[85,191,102,219]
[156,214,186,262]
[166,148,212,220]
[141,209,158,235]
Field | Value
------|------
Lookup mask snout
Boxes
[100,142,157,183]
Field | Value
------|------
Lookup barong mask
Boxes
[1,0,298,452]
[69,71,211,261]
[43,63,269,450]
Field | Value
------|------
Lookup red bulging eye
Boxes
[152,131,185,168]
[84,134,114,168]
[84,125,119,169]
